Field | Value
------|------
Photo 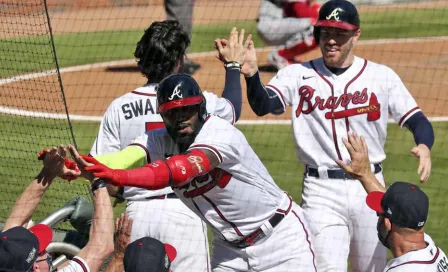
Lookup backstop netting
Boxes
[0,0,447,264]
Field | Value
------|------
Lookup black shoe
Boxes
[184,60,201,75]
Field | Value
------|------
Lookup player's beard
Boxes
[377,217,391,249]
[322,38,354,68]
[166,118,204,151]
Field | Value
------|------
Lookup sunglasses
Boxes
[35,251,53,271]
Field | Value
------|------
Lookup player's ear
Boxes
[352,29,361,44]
[384,217,392,232]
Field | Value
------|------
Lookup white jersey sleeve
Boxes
[385,66,421,127]
[188,117,242,165]
[90,103,121,156]
[58,256,90,272]
[265,65,301,111]
[203,91,235,125]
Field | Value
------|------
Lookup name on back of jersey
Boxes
[122,98,156,120]
[438,256,448,272]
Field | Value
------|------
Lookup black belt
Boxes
[306,163,382,179]
[145,193,178,200]
[231,197,292,248]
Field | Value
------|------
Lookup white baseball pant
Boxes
[301,169,387,272]
[126,197,210,272]
[211,202,317,272]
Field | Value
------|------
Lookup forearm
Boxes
[222,66,242,121]
[76,186,114,271]
[104,254,124,272]
[404,112,435,149]
[245,72,284,116]
[101,149,214,190]
[359,172,386,194]
[4,170,53,230]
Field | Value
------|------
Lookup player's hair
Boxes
[134,20,190,82]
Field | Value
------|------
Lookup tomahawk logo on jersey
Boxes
[266,56,420,167]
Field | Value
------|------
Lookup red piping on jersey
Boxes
[343,59,368,132]
[399,107,420,127]
[311,60,342,160]
[72,257,89,272]
[224,98,236,125]
[276,195,293,214]
[191,198,230,242]
[131,90,157,96]
[386,247,440,271]
[266,84,287,110]
[189,144,223,164]
[129,143,151,163]
[201,194,244,237]
[292,210,317,271]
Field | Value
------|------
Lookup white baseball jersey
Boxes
[131,116,290,242]
[383,234,447,271]
[266,56,420,167]
[59,256,89,272]
[90,84,235,200]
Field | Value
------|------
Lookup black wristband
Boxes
[91,178,107,192]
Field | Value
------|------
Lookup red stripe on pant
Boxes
[292,210,317,271]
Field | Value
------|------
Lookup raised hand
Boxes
[68,145,124,186]
[114,213,133,258]
[240,36,258,77]
[38,145,80,182]
[215,27,252,66]
[68,144,97,182]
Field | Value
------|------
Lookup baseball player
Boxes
[70,74,317,272]
[257,0,320,70]
[338,133,447,272]
[240,0,435,271]
[90,21,248,272]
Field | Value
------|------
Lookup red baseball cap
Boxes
[29,224,53,254]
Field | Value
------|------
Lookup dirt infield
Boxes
[2,37,448,120]
[1,1,448,120]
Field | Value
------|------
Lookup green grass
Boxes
[3,8,448,78]
[1,114,448,250]
[360,8,448,39]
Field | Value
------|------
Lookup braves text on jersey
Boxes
[266,56,420,167]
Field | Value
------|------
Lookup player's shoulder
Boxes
[204,115,234,127]
[202,90,219,101]
[363,58,398,75]
[108,85,157,108]
[201,115,243,138]
[276,61,315,78]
